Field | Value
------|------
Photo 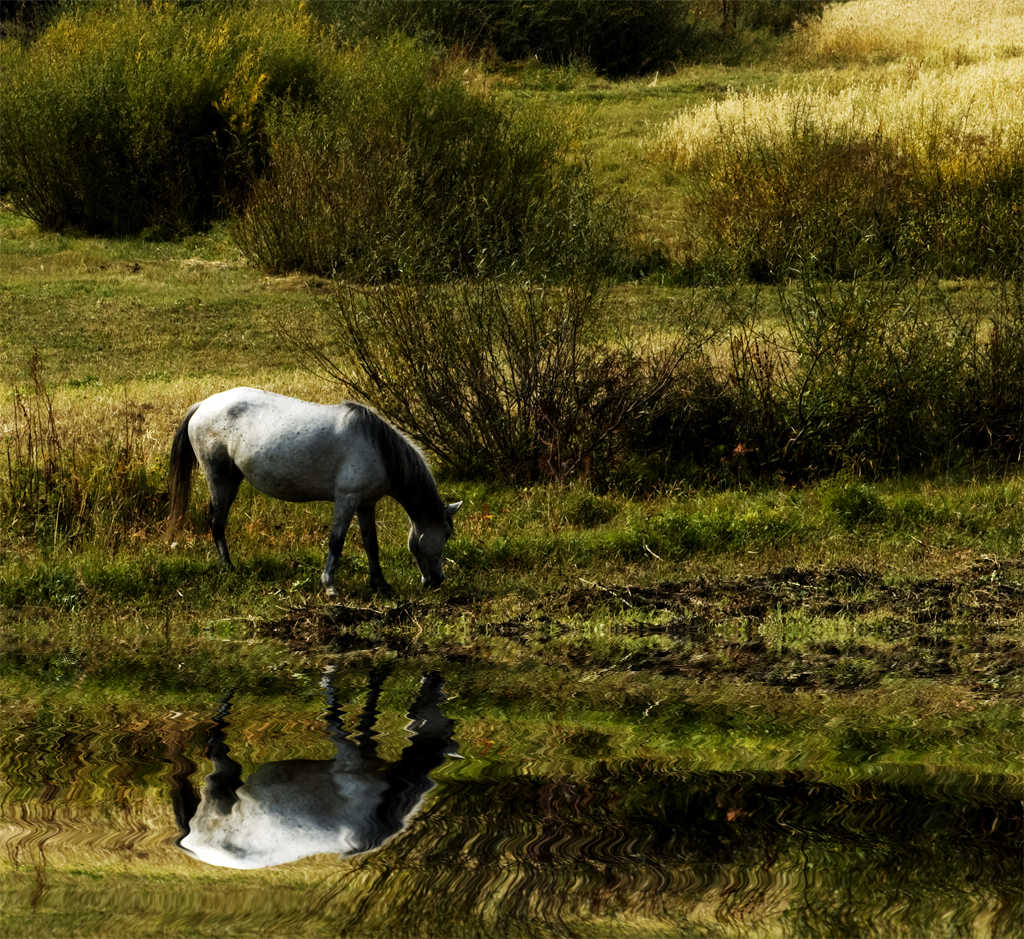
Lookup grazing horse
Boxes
[167,387,461,595]
[170,670,456,869]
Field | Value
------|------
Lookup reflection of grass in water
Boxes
[2,754,1020,937]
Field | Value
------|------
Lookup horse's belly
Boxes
[236,448,337,502]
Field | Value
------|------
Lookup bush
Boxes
[234,36,622,281]
[284,269,1024,487]
[967,278,1024,458]
[319,2,825,74]
[725,270,984,476]
[717,270,1024,479]
[0,0,328,236]
[682,121,1023,282]
[319,0,694,77]
[0,0,67,41]
[289,280,691,483]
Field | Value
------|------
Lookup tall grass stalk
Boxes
[2,358,164,547]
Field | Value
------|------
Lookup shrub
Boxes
[725,270,983,476]
[234,36,621,281]
[966,278,1024,459]
[288,280,691,483]
[285,268,1024,487]
[319,0,694,77]
[0,0,67,41]
[319,1,826,74]
[0,0,328,236]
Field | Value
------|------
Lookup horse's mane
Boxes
[345,403,445,525]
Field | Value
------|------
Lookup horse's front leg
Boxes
[322,497,357,598]
[357,503,392,595]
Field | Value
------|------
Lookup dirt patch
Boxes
[253,561,1024,696]
[255,601,418,650]
[564,560,1024,633]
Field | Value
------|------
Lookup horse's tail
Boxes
[167,403,200,538]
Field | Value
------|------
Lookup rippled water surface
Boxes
[2,665,1021,938]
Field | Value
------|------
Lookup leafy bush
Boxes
[0,0,328,235]
[319,1,825,74]
[0,0,67,41]
[289,280,691,482]
[281,268,1024,486]
[680,121,1023,282]
[234,36,621,281]
[716,270,1024,479]
[967,278,1024,458]
[725,271,983,476]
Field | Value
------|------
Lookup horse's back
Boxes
[189,387,384,502]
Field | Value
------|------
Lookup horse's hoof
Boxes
[324,585,339,599]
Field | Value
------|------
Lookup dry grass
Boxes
[650,56,1024,173]
[792,0,1024,65]
[651,0,1024,173]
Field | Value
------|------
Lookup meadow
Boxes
[2,1,1023,934]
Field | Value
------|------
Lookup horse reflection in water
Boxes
[171,670,455,869]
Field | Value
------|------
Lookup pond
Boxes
[1,662,1020,938]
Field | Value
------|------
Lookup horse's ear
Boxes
[446,501,463,518]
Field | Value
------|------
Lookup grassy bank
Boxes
[3,179,1024,779]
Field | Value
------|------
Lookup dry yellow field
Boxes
[650,56,1024,173]
[794,0,1024,65]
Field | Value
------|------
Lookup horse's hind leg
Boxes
[206,460,243,570]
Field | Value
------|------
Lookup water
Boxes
[1,667,1021,938]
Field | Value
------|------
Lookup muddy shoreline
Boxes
[257,562,1024,698]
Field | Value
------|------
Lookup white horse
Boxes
[168,387,461,594]
[171,670,456,869]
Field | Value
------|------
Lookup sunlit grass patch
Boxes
[648,51,1024,279]
[793,0,1024,66]
[651,58,1024,174]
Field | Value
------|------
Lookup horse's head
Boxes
[409,501,461,588]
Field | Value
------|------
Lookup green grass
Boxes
[0,212,322,385]
[489,62,790,271]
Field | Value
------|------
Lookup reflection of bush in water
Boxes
[334,768,1022,936]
